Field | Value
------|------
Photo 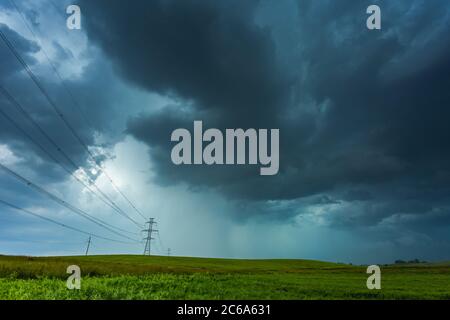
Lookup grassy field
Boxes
[0,254,449,299]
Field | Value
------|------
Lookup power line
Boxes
[8,0,94,129]
[0,198,137,244]
[0,83,143,227]
[85,235,91,255]
[0,27,147,222]
[0,84,143,229]
[143,218,158,256]
[0,88,142,231]
[0,15,153,254]
[157,230,166,252]
[0,162,139,242]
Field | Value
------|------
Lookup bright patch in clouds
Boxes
[0,144,21,165]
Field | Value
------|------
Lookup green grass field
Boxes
[0,255,449,299]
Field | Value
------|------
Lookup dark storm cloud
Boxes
[80,0,294,194]
[0,19,129,185]
[284,0,450,227]
[79,0,450,229]
[0,23,39,76]
[80,0,289,124]
[0,23,65,181]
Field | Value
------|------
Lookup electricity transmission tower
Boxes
[85,235,91,256]
[143,218,158,256]
[167,248,171,257]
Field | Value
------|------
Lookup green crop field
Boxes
[0,255,449,300]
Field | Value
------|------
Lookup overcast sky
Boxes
[0,0,449,264]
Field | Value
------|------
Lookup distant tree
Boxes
[407,259,421,264]
[395,260,406,264]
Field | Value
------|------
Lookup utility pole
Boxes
[143,218,158,256]
[167,248,171,257]
[85,235,91,256]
